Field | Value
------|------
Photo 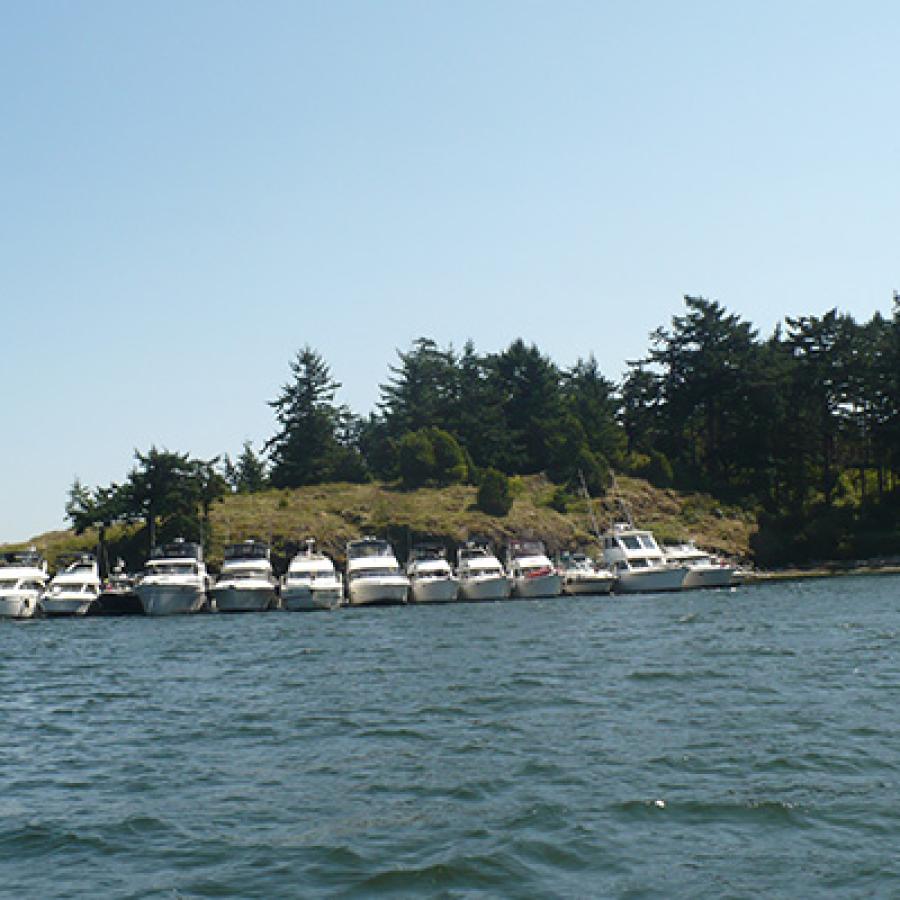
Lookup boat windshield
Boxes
[350,567,402,579]
[0,579,17,589]
[620,536,642,550]
[639,535,658,550]
[149,562,197,576]
[348,541,391,559]
[510,541,545,557]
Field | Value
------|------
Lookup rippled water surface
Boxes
[1,575,899,898]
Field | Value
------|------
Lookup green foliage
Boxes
[428,428,467,485]
[397,427,467,488]
[267,346,366,488]
[224,441,268,493]
[477,468,513,516]
[397,430,436,488]
[629,449,673,488]
[548,486,569,513]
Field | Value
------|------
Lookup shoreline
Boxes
[745,563,900,584]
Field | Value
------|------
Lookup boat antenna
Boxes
[578,469,602,541]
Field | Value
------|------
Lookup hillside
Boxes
[2,475,755,570]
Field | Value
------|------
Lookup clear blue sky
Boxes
[2,1,898,543]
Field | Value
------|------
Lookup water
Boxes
[1,576,898,898]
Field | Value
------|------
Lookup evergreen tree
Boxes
[266,347,364,487]
[491,339,563,473]
[226,440,268,493]
[378,338,459,437]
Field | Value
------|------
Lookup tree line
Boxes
[67,295,900,565]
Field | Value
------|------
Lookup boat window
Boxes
[639,535,658,550]
[0,579,17,589]
[630,559,649,568]
[621,536,642,550]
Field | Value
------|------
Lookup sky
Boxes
[2,1,898,543]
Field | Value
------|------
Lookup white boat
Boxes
[663,542,739,589]
[41,553,101,616]
[135,539,209,616]
[406,543,459,603]
[0,549,48,619]
[506,539,563,599]
[558,551,616,595]
[210,540,279,612]
[282,539,343,611]
[600,523,688,593]
[345,537,409,606]
[455,540,511,601]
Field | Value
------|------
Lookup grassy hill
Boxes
[2,475,756,571]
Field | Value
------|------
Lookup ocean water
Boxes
[1,575,898,898]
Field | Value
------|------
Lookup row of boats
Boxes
[0,523,741,619]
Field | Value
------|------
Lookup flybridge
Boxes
[223,541,270,561]
[150,539,204,561]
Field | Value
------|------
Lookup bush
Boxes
[426,428,468,485]
[629,449,673,488]
[397,428,467,487]
[548,486,569,513]
[397,431,435,488]
[477,468,513,516]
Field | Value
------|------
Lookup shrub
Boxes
[397,431,435,488]
[477,468,513,516]
[426,428,468,485]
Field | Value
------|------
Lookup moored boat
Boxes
[600,523,688,593]
[406,543,459,603]
[282,539,343,611]
[135,539,209,616]
[662,542,739,589]
[0,549,48,619]
[345,537,409,606]
[95,560,142,615]
[455,540,511,601]
[42,553,101,616]
[210,540,278,612]
[506,539,563,599]
[558,551,616,595]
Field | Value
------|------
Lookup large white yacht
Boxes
[506,539,563,599]
[558,551,616,595]
[406,543,459,603]
[0,549,48,619]
[41,553,101,616]
[345,537,409,606]
[282,539,343,611]
[210,540,279,612]
[600,523,688,593]
[455,540,511,601]
[135,539,209,616]
[662,542,739,589]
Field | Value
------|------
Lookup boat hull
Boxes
[563,575,616,595]
[41,597,95,616]
[347,579,409,606]
[614,567,687,593]
[283,585,343,611]
[458,576,512,602]
[512,573,563,599]
[683,566,738,589]
[93,590,143,615]
[0,595,41,618]
[137,584,207,616]
[210,586,277,612]
[410,577,459,603]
